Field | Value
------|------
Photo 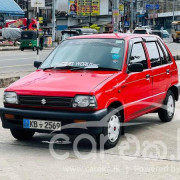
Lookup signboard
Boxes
[119,4,124,11]
[113,8,119,17]
[77,0,100,16]
[31,0,45,8]
[39,17,43,23]
[146,4,160,10]
[124,21,130,27]
[68,0,77,15]
[148,13,158,19]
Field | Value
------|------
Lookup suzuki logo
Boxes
[41,99,46,105]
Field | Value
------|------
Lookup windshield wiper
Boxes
[43,66,76,71]
[71,66,119,71]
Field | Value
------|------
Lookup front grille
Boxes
[18,95,73,107]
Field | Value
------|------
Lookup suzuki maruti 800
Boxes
[1,34,179,148]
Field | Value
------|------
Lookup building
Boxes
[137,0,180,31]
[55,0,113,33]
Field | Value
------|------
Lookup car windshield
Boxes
[40,39,125,70]
[163,30,169,34]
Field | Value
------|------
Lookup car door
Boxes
[145,40,171,105]
[122,38,153,121]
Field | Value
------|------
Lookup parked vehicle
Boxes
[2,28,22,41]
[61,28,98,40]
[0,34,179,149]
[20,30,44,51]
[142,26,152,33]
[162,30,170,38]
[172,21,180,42]
[133,27,152,34]
[152,30,163,38]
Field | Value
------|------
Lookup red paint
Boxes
[5,34,179,122]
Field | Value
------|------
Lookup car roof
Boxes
[68,33,158,41]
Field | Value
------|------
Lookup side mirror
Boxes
[34,61,42,69]
[128,63,143,73]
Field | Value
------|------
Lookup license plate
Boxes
[23,119,61,131]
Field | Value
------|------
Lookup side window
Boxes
[156,43,167,65]
[158,40,172,63]
[129,42,148,69]
[146,42,161,67]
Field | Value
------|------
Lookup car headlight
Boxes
[4,92,18,104]
[72,95,97,108]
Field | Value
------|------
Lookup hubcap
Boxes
[108,115,120,143]
[167,95,174,117]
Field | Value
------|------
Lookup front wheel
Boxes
[158,90,175,122]
[20,48,24,51]
[10,129,35,140]
[96,108,122,149]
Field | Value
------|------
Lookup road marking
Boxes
[0,64,32,69]
[0,57,32,62]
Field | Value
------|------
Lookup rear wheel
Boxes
[10,129,35,140]
[20,48,24,51]
[158,90,175,122]
[32,47,37,51]
[96,108,122,149]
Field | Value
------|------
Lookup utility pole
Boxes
[52,0,56,46]
[173,0,175,21]
[113,0,119,33]
[26,0,29,29]
[89,0,92,26]
[130,0,134,30]
[37,4,39,55]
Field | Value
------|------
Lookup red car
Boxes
[1,34,179,149]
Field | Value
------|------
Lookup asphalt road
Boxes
[0,49,52,74]
[0,44,180,179]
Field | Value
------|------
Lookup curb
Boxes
[173,55,180,61]
[0,77,20,88]
[0,47,54,51]
[0,47,20,51]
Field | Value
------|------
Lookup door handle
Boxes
[146,74,150,80]
[166,69,170,74]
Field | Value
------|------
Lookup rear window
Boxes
[134,30,147,34]
[158,40,172,63]
[145,42,161,67]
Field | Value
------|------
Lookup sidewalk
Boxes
[0,71,32,88]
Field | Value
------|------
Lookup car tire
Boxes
[10,129,35,140]
[32,47,37,51]
[96,108,122,149]
[21,48,24,51]
[158,90,175,122]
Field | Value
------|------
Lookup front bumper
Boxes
[0,107,107,135]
